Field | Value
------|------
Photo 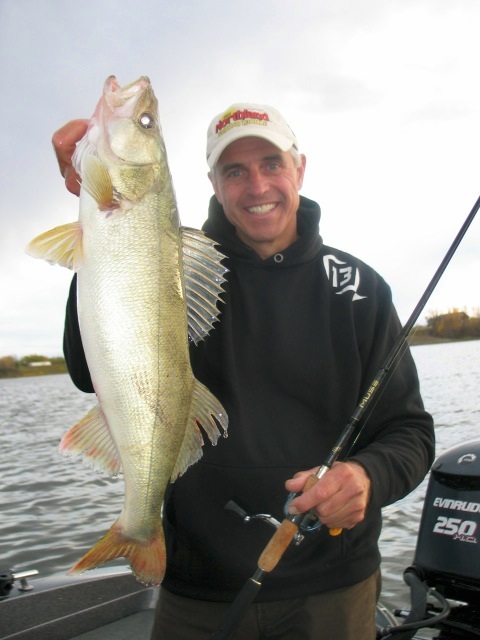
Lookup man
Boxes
[54,103,435,639]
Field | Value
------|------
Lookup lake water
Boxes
[1,340,479,615]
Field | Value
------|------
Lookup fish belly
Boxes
[73,194,192,583]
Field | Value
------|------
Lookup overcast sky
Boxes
[1,0,479,358]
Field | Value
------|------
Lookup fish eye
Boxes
[139,113,155,129]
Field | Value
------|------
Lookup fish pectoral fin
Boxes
[59,403,122,476]
[170,379,228,481]
[25,222,83,270]
[181,227,228,345]
[69,518,166,587]
[82,155,118,211]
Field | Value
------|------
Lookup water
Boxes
[0,375,123,576]
[1,341,479,615]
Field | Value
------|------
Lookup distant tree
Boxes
[0,356,18,375]
[427,309,470,339]
[19,354,50,366]
[469,316,480,337]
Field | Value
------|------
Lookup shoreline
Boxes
[1,336,479,380]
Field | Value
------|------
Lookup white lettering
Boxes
[433,497,480,512]
[433,515,478,543]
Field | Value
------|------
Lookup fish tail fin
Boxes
[69,519,166,586]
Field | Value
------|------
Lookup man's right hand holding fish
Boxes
[52,119,88,196]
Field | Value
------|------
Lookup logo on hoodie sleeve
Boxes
[323,254,366,302]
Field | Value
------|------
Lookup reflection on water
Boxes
[0,341,479,612]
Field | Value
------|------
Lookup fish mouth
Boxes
[103,76,152,110]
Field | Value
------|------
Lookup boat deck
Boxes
[1,567,157,640]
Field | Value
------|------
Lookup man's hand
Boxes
[285,461,371,531]
[52,119,89,196]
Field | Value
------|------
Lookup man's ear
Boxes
[297,154,307,190]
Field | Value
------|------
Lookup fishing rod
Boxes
[211,194,480,640]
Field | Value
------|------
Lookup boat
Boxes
[2,441,479,640]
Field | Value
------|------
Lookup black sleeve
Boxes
[63,274,95,393]
[348,282,435,509]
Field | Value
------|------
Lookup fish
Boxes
[26,76,228,585]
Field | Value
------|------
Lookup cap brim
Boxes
[207,128,295,169]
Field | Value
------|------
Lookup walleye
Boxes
[26,76,228,585]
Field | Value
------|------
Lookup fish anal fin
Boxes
[59,404,122,477]
[69,518,166,586]
[26,222,83,270]
[170,379,228,481]
[181,227,228,345]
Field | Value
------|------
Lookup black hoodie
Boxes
[63,195,434,602]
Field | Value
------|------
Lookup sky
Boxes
[1,0,479,358]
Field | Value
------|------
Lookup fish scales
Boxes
[26,76,228,585]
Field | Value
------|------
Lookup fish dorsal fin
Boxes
[25,222,83,271]
[181,227,228,345]
[82,155,118,210]
[58,403,122,477]
[170,378,228,481]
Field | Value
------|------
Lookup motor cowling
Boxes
[412,440,480,604]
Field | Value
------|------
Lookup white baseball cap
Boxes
[206,103,298,169]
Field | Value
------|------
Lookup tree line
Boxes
[423,308,480,340]
[0,354,67,378]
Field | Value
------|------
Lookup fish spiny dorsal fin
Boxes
[181,227,228,345]
[59,403,122,477]
[170,378,228,481]
[25,222,84,271]
[82,155,119,211]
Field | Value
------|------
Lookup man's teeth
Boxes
[247,204,276,215]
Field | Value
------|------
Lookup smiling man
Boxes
[208,129,306,258]
[55,101,435,640]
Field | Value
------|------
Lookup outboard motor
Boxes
[414,440,480,602]
[379,440,480,639]
[412,439,480,637]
